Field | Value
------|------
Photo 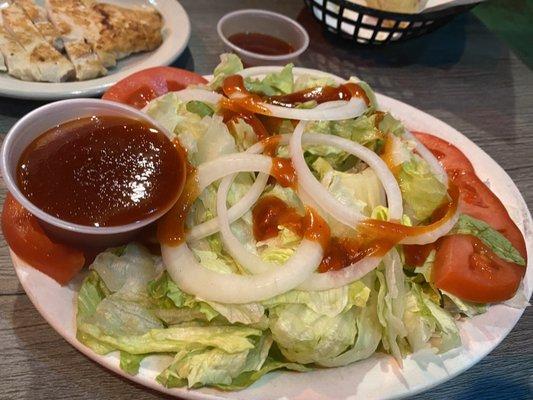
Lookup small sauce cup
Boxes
[217,9,309,66]
[1,99,184,248]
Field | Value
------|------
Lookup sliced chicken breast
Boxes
[91,3,163,61]
[2,4,75,82]
[45,0,108,79]
[0,25,34,80]
[14,0,64,51]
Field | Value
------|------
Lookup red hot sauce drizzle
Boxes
[267,82,370,108]
[157,168,199,246]
[252,196,330,250]
[221,108,270,141]
[220,75,370,115]
[220,75,271,115]
[251,185,459,273]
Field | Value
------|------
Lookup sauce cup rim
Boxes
[217,8,310,61]
[1,98,183,236]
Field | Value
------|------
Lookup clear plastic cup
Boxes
[1,99,183,248]
[217,9,309,66]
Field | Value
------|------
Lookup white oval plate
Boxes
[9,67,533,400]
[0,0,190,100]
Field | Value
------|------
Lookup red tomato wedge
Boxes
[432,235,524,303]
[414,132,527,302]
[1,194,85,285]
[102,67,208,109]
[413,132,475,175]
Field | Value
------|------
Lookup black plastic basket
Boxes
[303,0,478,45]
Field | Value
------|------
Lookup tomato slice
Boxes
[413,132,475,175]
[414,132,527,302]
[2,194,85,285]
[432,235,524,303]
[451,170,527,258]
[102,67,208,109]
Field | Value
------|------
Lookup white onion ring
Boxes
[162,239,323,303]
[297,256,382,291]
[197,153,271,189]
[187,144,269,242]
[404,130,449,187]
[290,121,403,227]
[186,173,268,242]
[217,173,273,274]
[142,88,223,113]
[258,97,367,121]
[173,88,223,104]
[399,206,460,245]
[162,152,324,303]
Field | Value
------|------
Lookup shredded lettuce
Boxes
[145,93,235,166]
[320,167,386,217]
[186,100,214,117]
[210,53,243,90]
[403,283,461,353]
[269,304,358,364]
[74,54,497,390]
[318,276,381,367]
[398,155,448,222]
[266,280,371,364]
[442,291,487,318]
[157,335,272,388]
[376,254,408,363]
[294,73,337,91]
[244,64,294,95]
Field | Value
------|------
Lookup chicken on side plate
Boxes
[13,0,64,51]
[45,0,108,80]
[0,0,164,82]
[1,4,75,82]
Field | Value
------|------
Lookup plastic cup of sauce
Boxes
[1,99,186,248]
[217,9,309,66]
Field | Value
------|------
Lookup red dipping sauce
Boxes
[227,32,295,56]
[17,115,185,227]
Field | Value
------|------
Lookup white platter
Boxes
[0,0,190,100]
[8,67,533,400]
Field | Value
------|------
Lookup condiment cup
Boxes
[1,99,183,248]
[217,9,309,66]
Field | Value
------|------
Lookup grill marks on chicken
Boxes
[0,0,163,82]
[2,3,75,82]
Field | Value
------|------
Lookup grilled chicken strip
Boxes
[45,0,108,79]
[91,3,163,61]
[2,4,75,82]
[14,0,64,51]
[0,26,34,80]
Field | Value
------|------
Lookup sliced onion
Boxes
[237,66,345,85]
[163,238,323,304]
[257,97,367,121]
[400,205,460,245]
[404,130,448,187]
[197,153,272,189]
[217,173,270,273]
[163,151,324,303]
[187,143,269,242]
[173,88,223,104]
[297,256,382,291]
[290,121,403,227]
[187,173,268,242]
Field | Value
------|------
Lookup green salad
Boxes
[76,54,526,390]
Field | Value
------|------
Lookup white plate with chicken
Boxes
[0,0,190,100]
